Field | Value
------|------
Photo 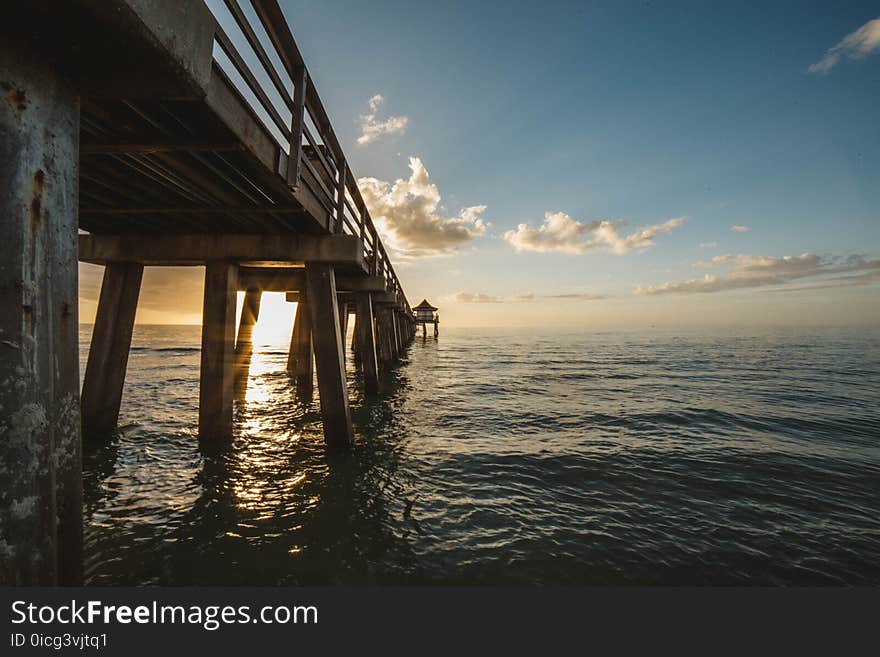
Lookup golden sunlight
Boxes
[235,292,297,347]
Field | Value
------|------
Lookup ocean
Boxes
[80,324,880,585]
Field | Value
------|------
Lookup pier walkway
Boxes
[1,0,415,584]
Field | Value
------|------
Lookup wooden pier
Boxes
[0,0,416,584]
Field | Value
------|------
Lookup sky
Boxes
[79,1,880,329]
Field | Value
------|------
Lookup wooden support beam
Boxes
[355,293,379,394]
[351,309,359,357]
[375,308,388,366]
[387,309,398,361]
[81,142,241,154]
[81,205,305,215]
[305,263,353,447]
[287,297,314,398]
[390,310,401,359]
[337,298,349,362]
[242,268,385,293]
[286,304,299,373]
[376,306,395,367]
[79,233,365,269]
[81,263,144,438]
[371,291,399,305]
[199,262,238,441]
[234,289,262,389]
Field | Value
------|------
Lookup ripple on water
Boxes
[81,326,880,585]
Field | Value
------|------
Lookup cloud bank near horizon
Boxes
[637,253,880,295]
[449,291,605,303]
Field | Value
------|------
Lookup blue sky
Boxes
[272,0,879,326]
[81,1,879,328]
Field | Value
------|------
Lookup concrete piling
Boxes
[0,37,83,585]
[288,295,314,399]
[305,264,352,447]
[355,293,379,394]
[199,262,238,441]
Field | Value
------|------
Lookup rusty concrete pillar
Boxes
[0,36,82,585]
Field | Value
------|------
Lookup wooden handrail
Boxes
[209,0,411,310]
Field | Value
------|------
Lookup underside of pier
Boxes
[0,0,415,584]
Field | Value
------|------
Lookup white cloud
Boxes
[544,293,605,300]
[504,212,684,255]
[358,157,487,257]
[699,242,719,248]
[452,292,503,304]
[809,18,880,74]
[730,225,750,233]
[768,270,880,293]
[637,252,880,295]
[445,291,605,303]
[357,94,409,145]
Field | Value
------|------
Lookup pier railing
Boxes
[207,0,411,316]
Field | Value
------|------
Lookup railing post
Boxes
[288,66,307,188]
[370,228,379,276]
[335,159,346,234]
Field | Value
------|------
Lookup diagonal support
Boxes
[81,262,143,439]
